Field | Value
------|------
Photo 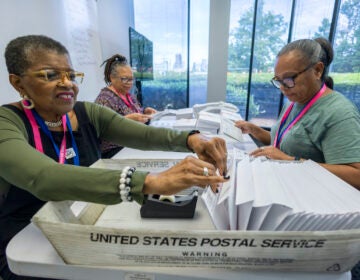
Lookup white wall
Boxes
[207,0,230,103]
[0,0,133,105]
[0,0,67,104]
[97,0,134,62]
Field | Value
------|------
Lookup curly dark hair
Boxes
[4,34,69,76]
[101,54,128,85]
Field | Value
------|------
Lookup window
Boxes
[133,0,210,110]
[228,0,293,126]
[227,0,360,127]
[227,0,254,120]
[292,1,334,40]
[133,0,189,110]
[189,0,209,106]
[133,0,360,116]
[331,0,360,110]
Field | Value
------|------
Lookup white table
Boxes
[5,138,352,280]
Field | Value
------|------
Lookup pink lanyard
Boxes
[273,84,327,148]
[55,116,67,164]
[119,93,140,113]
[23,104,67,164]
[110,86,140,113]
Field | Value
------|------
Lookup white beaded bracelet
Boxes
[119,166,136,202]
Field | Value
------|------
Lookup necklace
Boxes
[44,119,63,127]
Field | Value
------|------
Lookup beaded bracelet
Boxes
[119,166,136,202]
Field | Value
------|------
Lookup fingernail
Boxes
[223,171,230,179]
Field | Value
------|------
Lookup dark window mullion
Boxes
[246,0,258,121]
[186,0,190,108]
[277,0,297,117]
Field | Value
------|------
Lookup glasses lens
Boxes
[68,72,84,84]
[45,70,62,81]
[282,78,295,88]
[31,71,47,81]
[271,78,295,89]
[69,72,77,81]
[271,79,281,89]
[120,78,134,84]
[59,71,83,84]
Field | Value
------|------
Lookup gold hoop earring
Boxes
[21,95,35,109]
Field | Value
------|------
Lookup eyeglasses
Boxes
[23,69,84,84]
[270,63,315,89]
[118,77,134,84]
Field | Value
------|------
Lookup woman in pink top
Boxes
[95,54,156,158]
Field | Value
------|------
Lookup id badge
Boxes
[65,147,76,159]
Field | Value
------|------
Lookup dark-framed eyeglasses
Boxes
[270,63,315,89]
[23,69,84,84]
[118,77,134,84]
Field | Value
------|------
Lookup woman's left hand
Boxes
[143,156,229,195]
[250,146,294,161]
[126,113,151,123]
[144,107,157,115]
[187,133,228,177]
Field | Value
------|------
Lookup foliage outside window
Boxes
[134,0,360,118]
[227,0,360,127]
[133,0,189,110]
[227,0,292,126]
[133,0,210,110]
[331,0,360,109]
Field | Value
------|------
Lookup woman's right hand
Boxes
[234,120,271,146]
[142,156,229,194]
[234,120,258,134]
[126,113,152,123]
[144,107,157,115]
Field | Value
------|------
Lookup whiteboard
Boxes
[63,0,103,102]
[0,0,104,105]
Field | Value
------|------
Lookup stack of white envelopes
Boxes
[202,154,360,231]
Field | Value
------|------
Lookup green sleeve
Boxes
[0,104,191,206]
[83,101,191,152]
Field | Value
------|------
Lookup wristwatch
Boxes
[186,130,200,153]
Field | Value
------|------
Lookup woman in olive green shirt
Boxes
[0,35,228,280]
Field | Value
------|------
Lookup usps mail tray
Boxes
[32,158,360,272]
[31,198,360,273]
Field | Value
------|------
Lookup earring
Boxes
[21,94,35,109]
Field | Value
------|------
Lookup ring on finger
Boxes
[203,167,209,177]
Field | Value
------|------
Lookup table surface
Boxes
[5,137,352,280]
